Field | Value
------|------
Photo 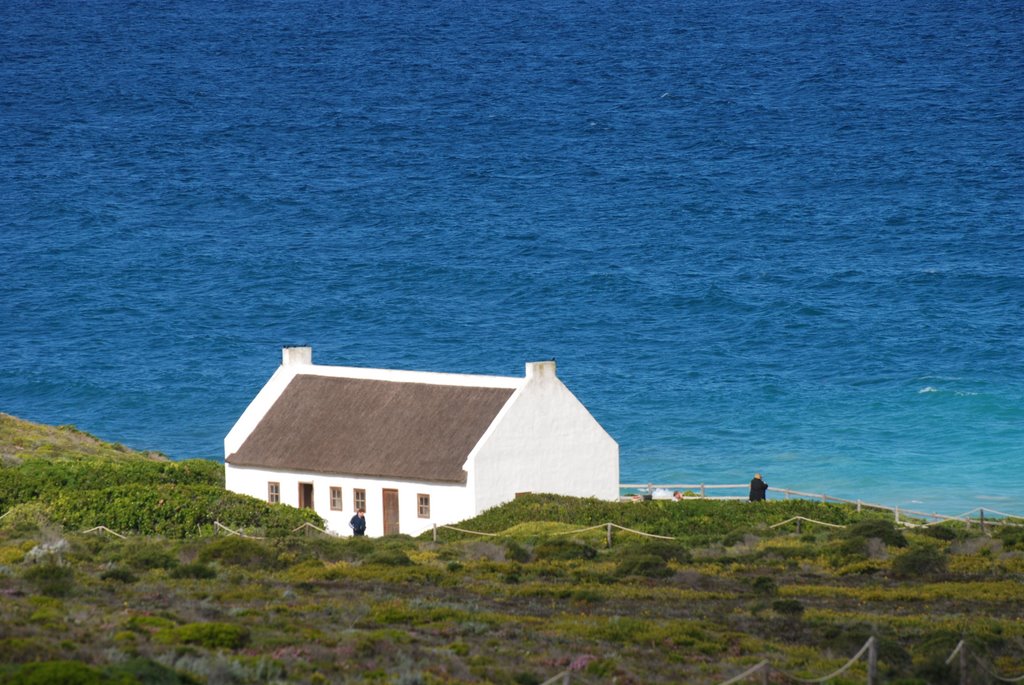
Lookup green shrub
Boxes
[121,543,179,571]
[891,545,946,578]
[918,524,957,541]
[845,519,907,547]
[41,483,323,538]
[752,576,777,595]
[0,637,59,665]
[614,539,691,563]
[503,540,530,563]
[364,548,413,566]
[0,660,108,685]
[996,525,1024,551]
[109,657,199,685]
[22,563,74,597]
[720,528,750,547]
[100,567,138,584]
[155,622,250,650]
[532,538,597,561]
[834,536,869,562]
[169,562,216,580]
[198,537,280,570]
[772,599,804,617]
[615,553,672,578]
[443,494,861,546]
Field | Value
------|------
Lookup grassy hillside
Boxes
[1,414,1023,684]
[0,413,322,537]
[0,412,169,464]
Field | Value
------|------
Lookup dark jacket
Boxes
[349,514,366,535]
[749,478,768,502]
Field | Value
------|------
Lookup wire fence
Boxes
[537,637,1024,684]
[5,507,1023,683]
[620,482,1024,529]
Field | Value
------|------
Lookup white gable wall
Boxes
[225,464,474,537]
[467,362,619,513]
[224,351,308,457]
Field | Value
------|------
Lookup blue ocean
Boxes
[2,0,1021,515]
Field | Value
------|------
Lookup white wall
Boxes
[225,464,473,537]
[467,362,619,513]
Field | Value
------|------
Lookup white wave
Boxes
[918,386,938,394]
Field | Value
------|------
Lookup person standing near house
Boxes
[349,509,366,536]
[749,473,768,502]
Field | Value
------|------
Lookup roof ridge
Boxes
[297,364,523,389]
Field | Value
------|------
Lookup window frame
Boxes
[268,482,280,504]
[330,486,343,511]
[353,488,366,512]
[417,493,430,519]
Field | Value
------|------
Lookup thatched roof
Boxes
[226,374,515,483]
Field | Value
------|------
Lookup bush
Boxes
[996,525,1024,551]
[504,540,530,563]
[614,539,691,563]
[109,657,199,685]
[834,536,869,562]
[752,576,777,595]
[845,519,907,548]
[364,548,413,566]
[891,545,946,578]
[615,553,672,578]
[532,538,597,561]
[169,562,216,580]
[155,622,250,650]
[918,524,958,541]
[120,543,179,571]
[772,599,804,617]
[100,567,138,584]
[42,483,323,538]
[22,563,74,597]
[0,660,108,684]
[198,537,280,570]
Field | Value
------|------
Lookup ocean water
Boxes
[1,0,1021,515]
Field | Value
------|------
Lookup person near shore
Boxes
[673,490,684,501]
[749,473,768,502]
[349,509,366,536]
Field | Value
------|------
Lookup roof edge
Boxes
[224,459,469,485]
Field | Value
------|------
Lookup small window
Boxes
[330,487,343,511]
[268,482,280,504]
[417,493,430,518]
[353,488,366,512]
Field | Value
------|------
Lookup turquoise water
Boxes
[1,0,1021,514]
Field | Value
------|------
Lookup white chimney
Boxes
[525,360,556,378]
[282,346,312,366]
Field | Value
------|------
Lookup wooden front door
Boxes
[298,483,314,509]
[382,489,400,536]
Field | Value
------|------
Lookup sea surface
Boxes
[2,0,1022,515]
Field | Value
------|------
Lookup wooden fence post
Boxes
[959,639,967,685]
[760,661,769,685]
[562,670,570,684]
[857,499,862,512]
[606,522,613,549]
[700,483,706,498]
[867,636,878,685]
[796,519,803,535]
[894,506,900,525]
[979,509,985,535]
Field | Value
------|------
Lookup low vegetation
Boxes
[1,413,1023,684]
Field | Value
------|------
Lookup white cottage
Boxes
[224,347,619,537]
